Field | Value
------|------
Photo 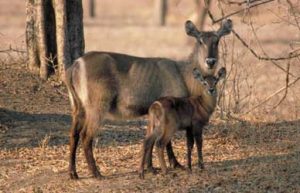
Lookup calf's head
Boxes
[186,19,232,75]
[192,67,226,96]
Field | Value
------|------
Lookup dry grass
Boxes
[0,0,300,192]
[0,117,299,192]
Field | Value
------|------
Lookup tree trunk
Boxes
[190,0,211,30]
[36,0,48,79]
[26,0,39,73]
[53,0,70,80]
[66,0,84,63]
[154,0,167,26]
[89,0,95,18]
[25,0,84,81]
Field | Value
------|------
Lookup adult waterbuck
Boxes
[139,67,226,179]
[65,19,232,179]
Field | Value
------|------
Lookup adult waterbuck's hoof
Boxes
[69,171,79,180]
[146,166,158,175]
[92,170,104,180]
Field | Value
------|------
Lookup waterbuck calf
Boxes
[139,67,226,179]
[65,20,232,179]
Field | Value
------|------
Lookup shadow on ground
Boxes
[188,151,300,192]
[1,107,299,152]
[0,108,147,149]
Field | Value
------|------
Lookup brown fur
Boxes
[138,68,226,179]
[65,20,232,179]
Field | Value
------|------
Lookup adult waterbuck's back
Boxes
[65,19,232,179]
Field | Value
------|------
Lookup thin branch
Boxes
[0,46,27,54]
[272,58,291,109]
[286,0,300,32]
[225,0,267,6]
[208,0,275,24]
[248,14,296,78]
[231,29,300,61]
[244,76,300,114]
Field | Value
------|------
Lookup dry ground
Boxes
[0,63,299,192]
[1,0,300,192]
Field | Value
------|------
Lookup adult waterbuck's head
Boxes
[186,19,232,75]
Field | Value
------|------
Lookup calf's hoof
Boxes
[186,167,192,174]
[198,163,205,170]
[139,172,145,179]
[161,168,168,175]
[169,160,184,169]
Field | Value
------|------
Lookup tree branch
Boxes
[207,0,275,24]
[244,76,300,114]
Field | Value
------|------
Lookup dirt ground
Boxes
[0,62,299,192]
[1,0,300,192]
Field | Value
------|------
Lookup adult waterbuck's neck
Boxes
[181,19,232,96]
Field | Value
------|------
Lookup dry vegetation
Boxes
[0,0,300,192]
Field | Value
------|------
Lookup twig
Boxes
[248,14,296,78]
[54,88,68,98]
[272,58,291,109]
[225,0,267,6]
[244,76,300,114]
[267,8,299,27]
[231,29,300,61]
[0,46,27,54]
[207,0,275,23]
[286,0,300,32]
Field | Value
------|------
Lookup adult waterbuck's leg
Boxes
[66,65,85,179]
[80,107,103,178]
[69,110,84,179]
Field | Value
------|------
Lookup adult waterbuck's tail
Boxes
[65,19,232,179]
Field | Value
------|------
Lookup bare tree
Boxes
[190,0,212,30]
[25,0,84,80]
[154,0,168,26]
[89,0,95,18]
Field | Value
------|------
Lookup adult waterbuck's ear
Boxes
[216,67,226,82]
[192,68,204,82]
[216,19,233,37]
[185,20,201,38]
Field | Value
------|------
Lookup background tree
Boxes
[154,0,168,26]
[25,0,84,81]
[89,0,95,18]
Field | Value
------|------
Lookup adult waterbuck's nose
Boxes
[208,88,215,95]
[205,58,217,68]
